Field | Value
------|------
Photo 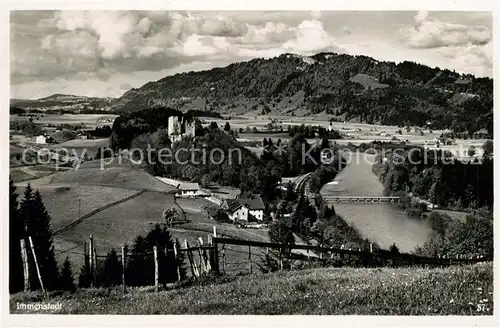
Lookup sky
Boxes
[10,10,493,99]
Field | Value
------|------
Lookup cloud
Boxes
[10,10,493,99]
[435,42,493,77]
[400,11,491,48]
[283,20,341,54]
[10,61,219,99]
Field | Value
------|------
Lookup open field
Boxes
[46,138,110,158]
[10,114,117,129]
[206,115,488,148]
[10,262,493,315]
[13,183,139,232]
[10,165,70,183]
[21,163,176,193]
[58,191,174,255]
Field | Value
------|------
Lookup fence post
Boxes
[121,245,126,292]
[279,247,283,271]
[213,225,217,237]
[206,235,212,273]
[93,247,97,286]
[185,239,199,277]
[28,236,46,295]
[212,238,220,275]
[248,246,253,275]
[20,239,30,291]
[89,235,94,287]
[222,243,226,274]
[173,243,181,282]
[197,238,207,274]
[153,246,159,292]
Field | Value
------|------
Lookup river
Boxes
[320,152,432,253]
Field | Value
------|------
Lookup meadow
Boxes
[10,114,118,129]
[10,262,493,315]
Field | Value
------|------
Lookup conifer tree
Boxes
[59,257,76,292]
[9,177,24,293]
[99,249,122,287]
[22,187,59,290]
[78,255,92,288]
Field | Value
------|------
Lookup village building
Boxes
[177,182,200,197]
[35,135,47,144]
[225,199,249,222]
[35,134,55,144]
[224,194,265,222]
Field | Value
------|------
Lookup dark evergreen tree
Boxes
[99,249,122,287]
[126,225,183,287]
[59,257,76,292]
[78,255,92,288]
[223,122,231,132]
[9,177,24,293]
[22,188,59,291]
[389,243,400,254]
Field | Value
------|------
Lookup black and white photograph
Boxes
[3,0,497,324]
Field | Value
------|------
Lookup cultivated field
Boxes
[11,262,493,315]
[10,114,118,129]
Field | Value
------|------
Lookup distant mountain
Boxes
[11,94,116,112]
[111,52,493,134]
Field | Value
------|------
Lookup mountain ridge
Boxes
[109,52,493,134]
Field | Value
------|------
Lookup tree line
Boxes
[372,148,493,211]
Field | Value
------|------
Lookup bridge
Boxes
[322,196,401,204]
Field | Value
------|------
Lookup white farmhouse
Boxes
[177,183,200,197]
[224,194,265,222]
[35,135,47,144]
[226,199,249,222]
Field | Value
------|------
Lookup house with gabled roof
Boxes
[176,182,200,197]
[224,194,265,222]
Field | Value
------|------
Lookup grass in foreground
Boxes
[10,262,493,315]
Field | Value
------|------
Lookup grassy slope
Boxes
[10,263,493,315]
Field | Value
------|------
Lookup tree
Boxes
[320,136,330,150]
[157,129,172,149]
[223,122,231,132]
[78,255,92,288]
[9,177,24,293]
[209,122,218,131]
[126,225,183,286]
[22,188,60,291]
[59,257,76,292]
[389,243,400,254]
[482,140,493,158]
[268,219,294,245]
[467,146,476,157]
[99,249,122,287]
[162,208,181,227]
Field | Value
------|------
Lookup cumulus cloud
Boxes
[10,10,493,99]
[400,10,491,48]
[283,20,341,54]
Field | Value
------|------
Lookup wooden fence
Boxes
[20,227,491,294]
[211,236,492,275]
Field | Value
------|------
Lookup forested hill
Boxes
[111,52,493,134]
